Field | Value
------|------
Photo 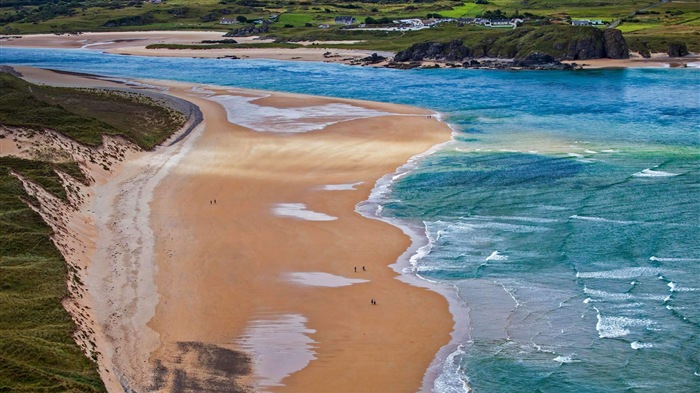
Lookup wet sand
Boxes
[146,82,454,392]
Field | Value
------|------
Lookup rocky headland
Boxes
[385,26,630,70]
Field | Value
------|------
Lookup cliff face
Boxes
[602,29,629,59]
[394,26,630,63]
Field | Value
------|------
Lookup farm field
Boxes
[1,0,699,53]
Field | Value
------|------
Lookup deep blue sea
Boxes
[2,48,699,392]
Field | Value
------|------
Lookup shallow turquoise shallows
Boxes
[2,48,699,393]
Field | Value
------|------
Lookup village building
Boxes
[489,19,513,27]
[220,18,237,25]
[335,16,357,25]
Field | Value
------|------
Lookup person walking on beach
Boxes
[362,266,366,271]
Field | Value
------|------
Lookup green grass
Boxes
[0,73,186,150]
[440,3,487,18]
[0,70,191,392]
[1,1,699,54]
[277,13,316,27]
[617,22,665,33]
[0,156,105,393]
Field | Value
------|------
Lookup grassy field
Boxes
[0,70,189,392]
[0,73,186,150]
[0,155,105,393]
[1,0,698,53]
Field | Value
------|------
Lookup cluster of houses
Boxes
[219,13,604,29]
[220,14,278,25]
[367,17,524,31]
[571,19,605,26]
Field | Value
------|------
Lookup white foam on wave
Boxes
[469,221,549,233]
[553,354,577,363]
[408,221,437,271]
[631,341,654,350]
[486,251,508,261]
[316,181,363,191]
[236,313,316,388]
[595,312,654,338]
[576,267,664,280]
[272,203,337,221]
[668,282,699,292]
[632,168,679,178]
[432,344,470,393]
[286,272,369,287]
[584,286,667,302]
[209,94,393,133]
[569,215,639,225]
[650,256,700,262]
[472,214,559,224]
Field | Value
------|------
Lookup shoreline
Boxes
[5,66,457,392]
[2,31,699,69]
[146,80,456,392]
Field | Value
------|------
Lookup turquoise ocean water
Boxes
[1,48,698,392]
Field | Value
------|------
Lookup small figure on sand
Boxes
[214,199,217,204]
[371,298,376,305]
[362,266,366,271]
[354,266,357,272]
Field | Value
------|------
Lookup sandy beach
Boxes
[566,53,700,69]
[0,31,391,63]
[4,67,454,392]
[5,30,696,68]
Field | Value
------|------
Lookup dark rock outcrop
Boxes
[667,42,689,57]
[223,23,270,37]
[560,35,605,60]
[394,40,471,62]
[603,29,629,59]
[384,61,422,69]
[391,26,629,68]
[360,53,386,64]
[512,52,575,70]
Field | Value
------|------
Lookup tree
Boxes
[236,15,247,23]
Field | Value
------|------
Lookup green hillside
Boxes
[1,0,698,53]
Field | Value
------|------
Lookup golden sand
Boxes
[6,67,454,392]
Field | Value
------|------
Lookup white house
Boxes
[335,16,357,25]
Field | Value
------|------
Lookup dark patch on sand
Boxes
[149,341,253,393]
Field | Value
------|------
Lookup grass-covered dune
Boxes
[0,155,105,393]
[0,73,186,150]
[0,70,188,392]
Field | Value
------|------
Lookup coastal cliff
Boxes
[393,26,629,67]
